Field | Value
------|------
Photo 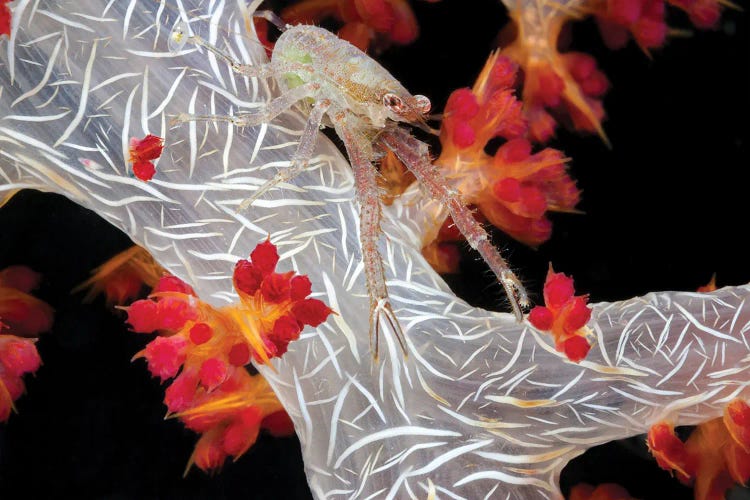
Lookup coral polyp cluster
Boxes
[0,265,51,422]
[528,266,593,362]
[0,0,747,498]
[499,0,733,142]
[422,53,579,272]
[648,399,750,499]
[280,0,419,50]
[124,240,332,470]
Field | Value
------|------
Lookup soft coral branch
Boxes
[0,2,747,497]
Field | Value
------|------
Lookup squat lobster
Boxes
[170,2,529,358]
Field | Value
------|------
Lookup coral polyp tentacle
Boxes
[0,1,745,497]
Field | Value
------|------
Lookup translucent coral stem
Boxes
[1,2,749,498]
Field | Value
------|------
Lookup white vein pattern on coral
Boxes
[1,1,749,498]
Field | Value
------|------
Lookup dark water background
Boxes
[0,0,748,498]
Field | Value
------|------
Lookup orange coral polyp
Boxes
[74,245,168,308]
[0,288,54,338]
[647,399,750,499]
[647,422,696,481]
[724,399,750,452]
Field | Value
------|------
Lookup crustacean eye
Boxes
[414,95,431,114]
[382,93,407,114]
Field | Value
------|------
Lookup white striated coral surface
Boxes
[1,1,749,498]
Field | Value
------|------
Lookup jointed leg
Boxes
[170,20,276,79]
[238,99,331,211]
[243,0,287,32]
[333,115,408,359]
[381,128,529,321]
[172,81,320,128]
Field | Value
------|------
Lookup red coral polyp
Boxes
[0,336,41,378]
[132,161,156,182]
[129,134,164,162]
[569,482,636,500]
[260,271,294,304]
[543,271,576,308]
[0,0,11,38]
[725,399,750,452]
[290,275,312,301]
[153,275,196,296]
[198,358,228,391]
[220,406,263,457]
[164,370,198,413]
[144,336,188,381]
[0,265,54,339]
[129,135,164,181]
[0,266,41,293]
[0,334,41,421]
[126,299,160,333]
[527,266,593,362]
[233,259,263,295]
[0,265,50,422]
[0,291,54,338]
[126,295,197,333]
[189,322,213,345]
[260,409,295,437]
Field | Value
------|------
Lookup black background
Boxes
[0,0,748,498]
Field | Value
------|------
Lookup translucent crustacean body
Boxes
[1,0,748,497]
[173,15,530,357]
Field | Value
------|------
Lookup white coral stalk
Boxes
[1,1,748,498]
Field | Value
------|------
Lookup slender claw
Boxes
[370,298,408,360]
[499,270,529,321]
[169,113,190,127]
[237,181,274,212]
[237,162,305,212]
